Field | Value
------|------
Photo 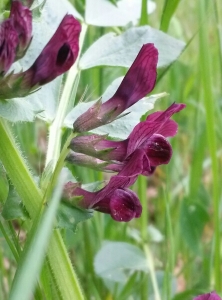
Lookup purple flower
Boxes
[23,14,81,87]
[73,43,158,132]
[0,14,81,99]
[10,0,32,58]
[70,103,185,176]
[64,149,147,222]
[194,292,221,300]
[0,19,18,73]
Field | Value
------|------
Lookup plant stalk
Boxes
[0,119,84,300]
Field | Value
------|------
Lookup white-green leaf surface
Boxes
[85,0,156,27]
[94,241,148,282]
[79,26,185,70]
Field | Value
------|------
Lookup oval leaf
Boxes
[94,241,148,282]
[85,0,156,27]
[79,26,185,70]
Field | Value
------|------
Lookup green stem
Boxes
[46,23,88,168]
[139,0,148,25]
[199,0,221,291]
[138,175,148,299]
[0,219,19,262]
[144,245,161,300]
[8,221,22,256]
[43,132,76,204]
[138,175,148,242]
[0,119,84,300]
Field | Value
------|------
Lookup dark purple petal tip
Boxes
[110,189,142,222]
[145,134,172,166]
[10,1,32,55]
[73,44,158,132]
[112,43,158,108]
[25,14,81,87]
[0,19,18,73]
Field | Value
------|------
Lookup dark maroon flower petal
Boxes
[68,185,95,208]
[10,1,32,57]
[92,196,111,214]
[144,134,172,166]
[127,103,186,155]
[0,19,18,73]
[96,175,134,205]
[102,43,158,114]
[24,14,81,86]
[91,188,142,222]
[109,189,142,222]
[127,120,162,155]
[194,292,222,300]
[146,111,178,137]
[146,103,186,123]
[119,149,149,177]
[73,43,158,132]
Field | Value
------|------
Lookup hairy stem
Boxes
[0,119,84,299]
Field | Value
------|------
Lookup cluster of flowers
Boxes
[1,1,185,223]
[64,43,185,222]
[0,0,81,99]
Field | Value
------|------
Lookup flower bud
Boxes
[0,14,81,99]
[69,134,128,161]
[10,1,32,58]
[73,43,158,132]
[66,151,111,171]
[24,14,81,87]
[0,19,18,74]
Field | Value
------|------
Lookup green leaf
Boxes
[57,202,93,232]
[9,175,67,300]
[179,199,209,253]
[85,0,156,27]
[2,186,29,220]
[0,98,42,122]
[0,163,9,204]
[79,26,185,70]
[172,289,203,300]
[160,0,181,32]
[64,76,167,139]
[94,241,148,282]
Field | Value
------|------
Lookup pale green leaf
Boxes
[85,0,155,27]
[94,241,148,283]
[79,26,185,70]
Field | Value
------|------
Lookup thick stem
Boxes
[0,119,84,300]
